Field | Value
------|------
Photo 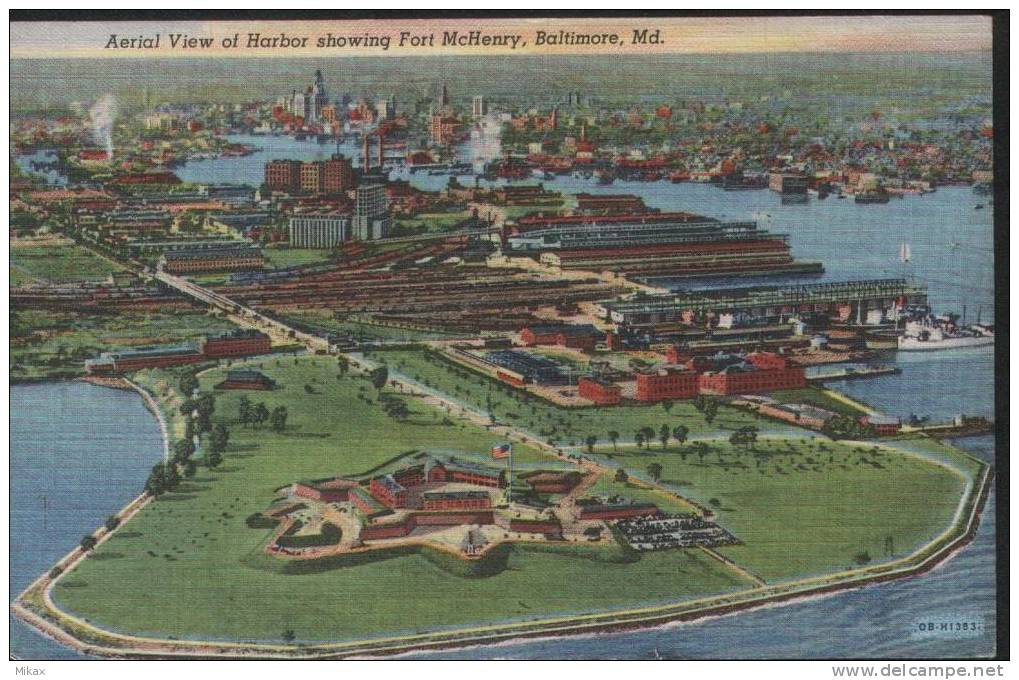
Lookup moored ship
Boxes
[897,319,994,351]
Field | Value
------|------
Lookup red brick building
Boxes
[265,160,302,192]
[578,377,623,405]
[520,471,584,494]
[519,323,604,352]
[369,475,409,509]
[292,478,358,503]
[201,329,272,358]
[859,414,901,436]
[322,156,355,193]
[426,459,505,488]
[421,491,492,511]
[697,352,806,396]
[635,366,699,402]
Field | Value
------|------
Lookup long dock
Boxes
[806,365,902,383]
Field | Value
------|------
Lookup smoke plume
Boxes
[88,94,118,158]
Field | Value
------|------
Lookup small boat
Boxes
[899,242,911,264]
[975,204,984,210]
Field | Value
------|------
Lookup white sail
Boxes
[899,242,911,263]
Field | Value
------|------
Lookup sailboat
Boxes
[899,242,911,264]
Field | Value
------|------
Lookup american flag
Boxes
[490,443,512,459]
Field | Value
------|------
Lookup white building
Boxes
[472,95,486,118]
[288,214,351,248]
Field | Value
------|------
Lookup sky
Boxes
[10,16,993,59]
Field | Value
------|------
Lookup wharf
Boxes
[806,365,901,383]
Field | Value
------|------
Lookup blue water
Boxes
[10,382,165,660]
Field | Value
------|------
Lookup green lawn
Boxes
[597,437,970,582]
[768,388,871,417]
[263,247,334,269]
[375,349,801,446]
[10,244,126,283]
[393,210,473,233]
[283,311,462,342]
[53,355,751,643]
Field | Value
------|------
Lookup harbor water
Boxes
[10,382,165,660]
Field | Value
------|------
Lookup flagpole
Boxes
[507,445,513,505]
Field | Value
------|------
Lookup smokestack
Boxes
[377,132,384,168]
[363,133,370,171]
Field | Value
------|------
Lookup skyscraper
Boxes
[472,95,486,118]
[353,184,390,241]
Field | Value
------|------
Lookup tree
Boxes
[238,395,252,427]
[640,426,656,449]
[703,399,719,425]
[210,423,229,454]
[207,450,223,469]
[614,468,629,483]
[164,462,181,490]
[634,431,645,449]
[608,430,620,451]
[729,430,747,451]
[661,399,674,414]
[659,424,670,449]
[647,462,663,482]
[270,406,289,432]
[80,535,98,553]
[145,463,167,496]
[183,459,197,478]
[179,373,199,397]
[585,434,598,454]
[253,402,270,428]
[741,425,759,451]
[173,438,195,464]
[337,356,349,375]
[282,629,296,643]
[105,515,120,532]
[672,425,689,447]
[194,393,215,433]
[371,366,389,391]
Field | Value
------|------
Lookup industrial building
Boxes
[600,279,929,329]
[159,246,265,274]
[352,184,391,240]
[633,351,807,402]
[483,350,566,385]
[85,330,271,374]
[288,213,351,248]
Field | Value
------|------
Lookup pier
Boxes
[806,365,902,383]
